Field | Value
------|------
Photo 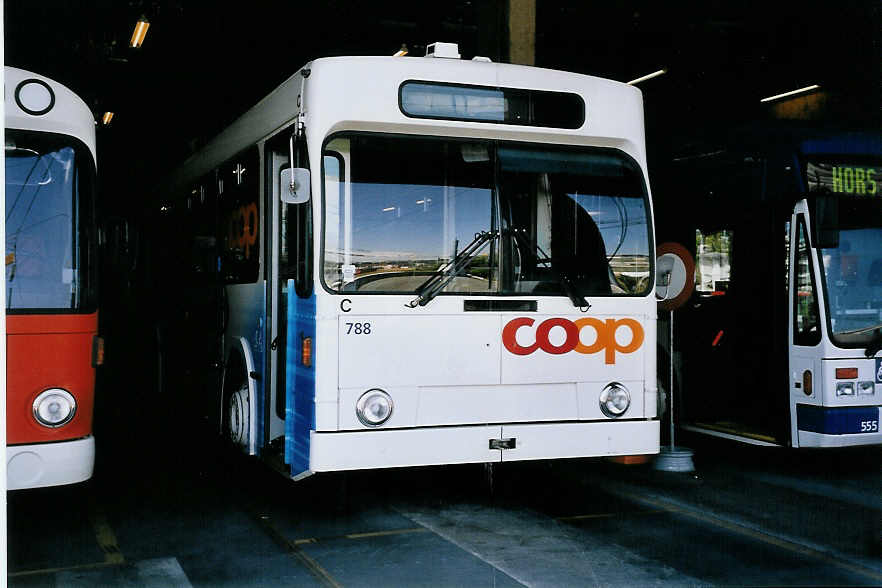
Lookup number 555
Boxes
[860,420,878,432]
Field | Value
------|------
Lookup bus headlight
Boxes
[356,389,393,427]
[858,381,875,395]
[836,382,855,396]
[32,388,77,428]
[599,383,630,418]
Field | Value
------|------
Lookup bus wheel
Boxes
[226,384,250,449]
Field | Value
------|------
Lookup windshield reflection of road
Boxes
[353,273,488,292]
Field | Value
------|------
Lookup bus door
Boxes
[787,201,824,445]
[267,129,313,468]
[266,136,289,450]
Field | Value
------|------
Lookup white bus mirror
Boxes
[280,167,311,204]
[655,242,695,311]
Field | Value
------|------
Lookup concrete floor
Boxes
[7,435,882,587]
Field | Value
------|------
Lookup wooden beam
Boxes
[508,0,535,66]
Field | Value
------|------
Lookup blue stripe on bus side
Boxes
[254,295,267,456]
[796,404,880,435]
[254,313,266,455]
[284,279,316,477]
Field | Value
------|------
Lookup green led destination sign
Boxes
[806,161,880,195]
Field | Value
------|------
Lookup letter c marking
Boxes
[502,317,539,355]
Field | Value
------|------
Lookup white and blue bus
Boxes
[656,125,882,448]
[157,43,659,479]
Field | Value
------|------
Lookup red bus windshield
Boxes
[5,130,96,312]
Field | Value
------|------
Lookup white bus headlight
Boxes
[836,382,855,396]
[32,388,77,428]
[599,383,630,418]
[858,381,875,395]
[356,389,393,427]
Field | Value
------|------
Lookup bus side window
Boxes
[793,217,821,346]
[188,182,218,283]
[784,220,790,296]
[220,148,260,284]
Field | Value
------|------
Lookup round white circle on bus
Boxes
[7,451,44,486]
[15,79,55,116]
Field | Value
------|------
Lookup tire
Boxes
[226,383,250,448]
[221,354,249,451]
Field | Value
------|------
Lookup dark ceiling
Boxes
[5,1,880,216]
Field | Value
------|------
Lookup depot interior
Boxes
[5,1,881,457]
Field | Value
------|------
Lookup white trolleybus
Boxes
[5,66,101,488]
[158,43,659,479]
[655,125,882,448]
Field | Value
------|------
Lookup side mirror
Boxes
[280,167,311,204]
[655,242,695,311]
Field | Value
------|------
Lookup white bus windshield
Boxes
[807,160,882,345]
[5,131,94,312]
[322,135,651,298]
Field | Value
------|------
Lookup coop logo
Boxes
[502,317,644,364]
[226,202,259,259]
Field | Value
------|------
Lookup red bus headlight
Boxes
[32,388,77,428]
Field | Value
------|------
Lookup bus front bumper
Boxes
[7,436,95,490]
[796,405,882,447]
[308,420,660,473]
[797,430,882,448]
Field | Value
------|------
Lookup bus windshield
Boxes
[5,130,95,312]
[322,135,651,298]
[806,160,882,345]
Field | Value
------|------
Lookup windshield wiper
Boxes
[840,322,882,336]
[839,323,882,358]
[556,270,589,308]
[864,327,882,358]
[406,230,496,308]
[506,227,588,308]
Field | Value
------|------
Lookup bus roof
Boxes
[165,53,647,197]
[4,66,97,164]
[673,123,882,162]
[304,55,646,149]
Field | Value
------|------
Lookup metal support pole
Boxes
[669,309,675,451]
[654,308,695,472]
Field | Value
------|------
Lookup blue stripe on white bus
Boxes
[285,279,316,477]
[796,404,881,435]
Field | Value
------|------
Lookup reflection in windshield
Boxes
[323,135,651,298]
[821,226,882,340]
[324,136,493,294]
[5,132,89,311]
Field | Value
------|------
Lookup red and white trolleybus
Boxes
[5,66,101,489]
